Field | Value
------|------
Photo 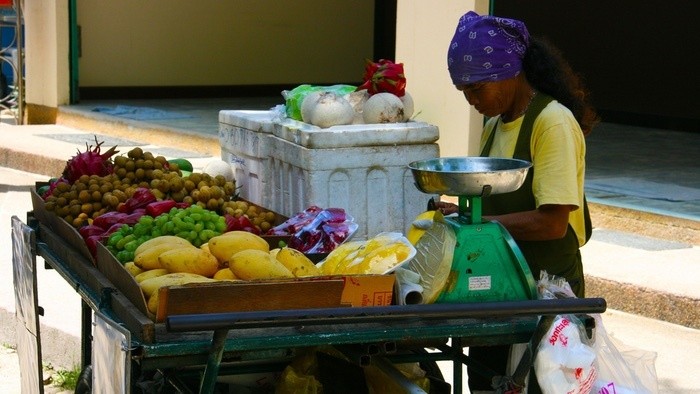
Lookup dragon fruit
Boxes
[61,137,119,184]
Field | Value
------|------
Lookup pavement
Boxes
[0,106,699,392]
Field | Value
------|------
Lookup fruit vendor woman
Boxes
[434,10,599,392]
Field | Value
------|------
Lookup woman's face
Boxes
[456,79,517,117]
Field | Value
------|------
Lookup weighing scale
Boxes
[408,157,538,303]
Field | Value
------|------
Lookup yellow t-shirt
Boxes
[481,101,587,246]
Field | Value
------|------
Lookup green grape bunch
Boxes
[107,204,227,263]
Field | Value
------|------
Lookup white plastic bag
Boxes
[590,315,658,394]
[535,314,598,394]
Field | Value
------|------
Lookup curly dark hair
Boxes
[523,36,600,136]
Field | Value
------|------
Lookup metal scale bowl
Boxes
[408,157,538,303]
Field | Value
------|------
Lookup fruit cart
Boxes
[12,212,606,393]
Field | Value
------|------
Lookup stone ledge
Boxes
[55,108,221,157]
[586,275,700,329]
[0,148,64,178]
[589,202,699,246]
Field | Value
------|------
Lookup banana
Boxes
[134,235,191,257]
[139,272,215,298]
[275,247,322,277]
[134,241,196,270]
[229,249,294,280]
[123,262,144,277]
[208,231,270,266]
[134,268,170,283]
[158,246,220,277]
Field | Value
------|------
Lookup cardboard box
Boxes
[339,275,395,307]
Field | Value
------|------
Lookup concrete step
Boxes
[55,105,222,158]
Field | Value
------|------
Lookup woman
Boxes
[438,11,599,392]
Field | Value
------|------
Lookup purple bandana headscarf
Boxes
[447,11,530,85]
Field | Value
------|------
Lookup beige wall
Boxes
[76,0,374,87]
[395,0,488,157]
[23,0,489,159]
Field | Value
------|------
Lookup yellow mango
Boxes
[319,241,364,275]
[229,249,294,280]
[213,268,239,281]
[134,241,195,270]
[123,262,144,277]
[208,231,270,266]
[158,246,220,277]
[275,247,322,277]
[134,268,170,283]
[139,272,214,298]
[134,235,191,257]
[147,292,159,315]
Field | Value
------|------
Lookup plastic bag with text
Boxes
[535,314,598,394]
[590,314,658,394]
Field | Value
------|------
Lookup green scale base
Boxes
[437,215,537,304]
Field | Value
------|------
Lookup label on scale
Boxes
[468,275,492,291]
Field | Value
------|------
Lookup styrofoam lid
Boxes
[219,110,277,134]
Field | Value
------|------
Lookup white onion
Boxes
[363,92,405,124]
[300,91,355,128]
[400,91,414,121]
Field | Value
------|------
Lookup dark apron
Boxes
[467,94,593,392]
[479,93,590,298]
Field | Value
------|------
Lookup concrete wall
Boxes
[395,0,488,157]
[76,0,374,87]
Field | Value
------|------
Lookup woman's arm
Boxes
[485,204,573,241]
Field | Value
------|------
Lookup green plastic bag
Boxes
[282,84,356,121]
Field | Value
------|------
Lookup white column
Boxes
[23,0,70,109]
[395,0,489,157]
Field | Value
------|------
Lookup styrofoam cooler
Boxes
[219,110,440,240]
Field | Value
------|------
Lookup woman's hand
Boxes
[433,200,459,215]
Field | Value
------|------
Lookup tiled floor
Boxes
[63,98,700,221]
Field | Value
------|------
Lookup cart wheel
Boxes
[74,365,92,394]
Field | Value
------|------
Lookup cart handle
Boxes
[166,298,606,332]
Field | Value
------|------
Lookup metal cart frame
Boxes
[13,213,606,393]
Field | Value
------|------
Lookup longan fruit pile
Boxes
[44,147,239,228]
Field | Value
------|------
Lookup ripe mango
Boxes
[213,268,239,281]
[134,268,170,283]
[135,241,195,270]
[147,292,159,315]
[139,272,215,298]
[134,235,191,257]
[275,247,321,277]
[158,246,219,277]
[208,231,270,266]
[229,249,294,280]
[123,262,144,277]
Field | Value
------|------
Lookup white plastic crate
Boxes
[219,110,440,239]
